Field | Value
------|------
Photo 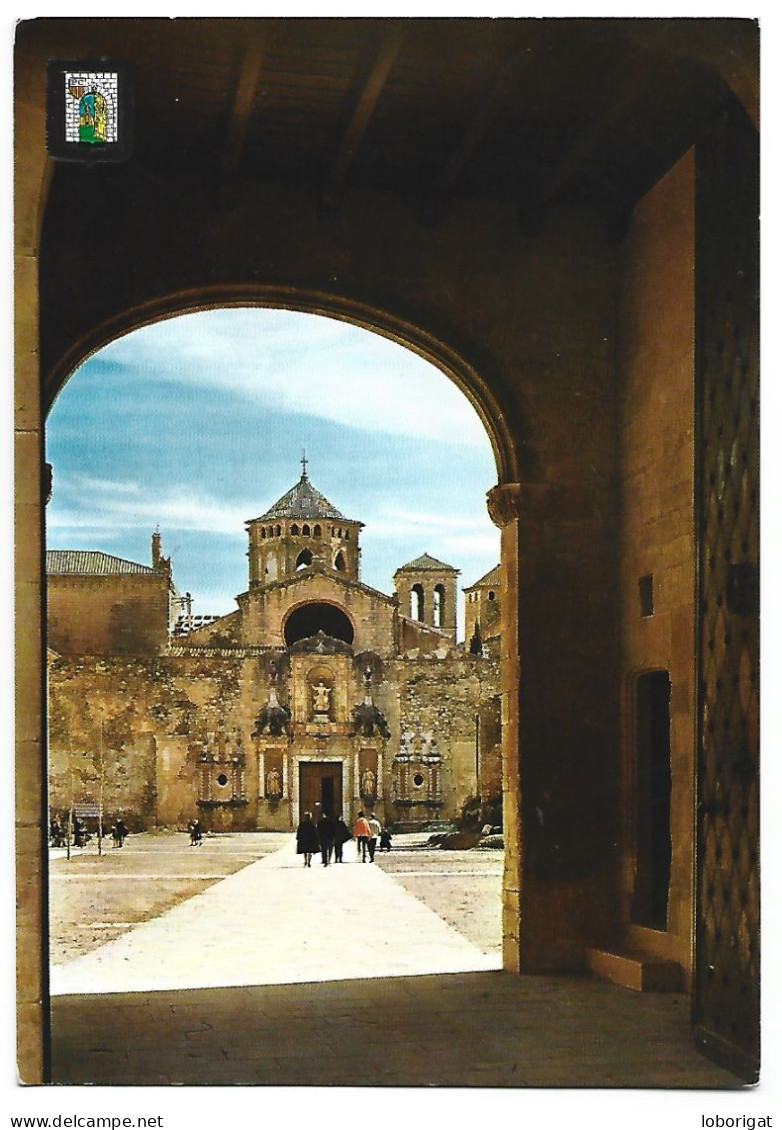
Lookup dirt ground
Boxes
[48,830,503,965]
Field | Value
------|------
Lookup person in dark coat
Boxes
[296,811,319,867]
[379,828,392,853]
[332,814,351,863]
[113,818,127,848]
[317,812,335,866]
[189,819,202,847]
[72,815,85,847]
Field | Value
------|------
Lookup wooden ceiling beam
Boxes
[221,36,267,180]
[539,53,654,208]
[433,70,516,198]
[325,27,406,191]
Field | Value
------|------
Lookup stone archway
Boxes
[20,221,625,1085]
[283,601,356,647]
[15,30,629,1084]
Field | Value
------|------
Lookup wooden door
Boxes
[298,762,343,823]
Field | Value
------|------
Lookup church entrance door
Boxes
[299,762,343,823]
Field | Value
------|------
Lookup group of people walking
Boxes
[49,814,127,848]
[296,810,392,867]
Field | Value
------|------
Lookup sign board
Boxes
[72,803,100,818]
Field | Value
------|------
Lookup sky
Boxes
[45,307,501,639]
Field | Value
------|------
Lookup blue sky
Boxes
[45,308,500,639]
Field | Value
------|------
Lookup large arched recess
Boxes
[284,600,356,648]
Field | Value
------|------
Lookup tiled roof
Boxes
[464,564,501,590]
[46,550,157,576]
[251,474,361,524]
[394,552,458,574]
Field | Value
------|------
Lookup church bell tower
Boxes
[245,455,364,588]
[393,553,459,643]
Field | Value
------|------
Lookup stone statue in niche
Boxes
[311,681,331,715]
[266,767,282,798]
[361,767,376,798]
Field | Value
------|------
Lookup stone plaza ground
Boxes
[49,830,503,966]
[47,831,742,1088]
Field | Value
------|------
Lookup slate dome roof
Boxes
[252,471,363,526]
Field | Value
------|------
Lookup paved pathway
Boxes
[49,837,744,1089]
[50,836,499,995]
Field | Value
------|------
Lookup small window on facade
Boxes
[314,524,322,537]
[260,527,266,539]
[291,524,300,536]
[639,574,654,618]
[334,551,346,572]
[413,773,425,788]
[276,525,281,537]
[296,549,313,570]
[488,590,496,601]
[302,524,310,537]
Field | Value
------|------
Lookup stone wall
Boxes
[48,647,500,832]
[47,573,172,655]
[391,652,500,824]
[238,572,398,654]
[617,150,696,985]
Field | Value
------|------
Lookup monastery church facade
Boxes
[47,466,501,832]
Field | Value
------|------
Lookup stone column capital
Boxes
[486,482,600,528]
[486,482,524,528]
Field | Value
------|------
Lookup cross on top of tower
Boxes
[301,449,308,479]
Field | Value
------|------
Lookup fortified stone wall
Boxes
[48,646,499,832]
[48,655,167,828]
[48,654,254,830]
[390,652,500,824]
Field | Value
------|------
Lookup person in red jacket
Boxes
[353,811,371,862]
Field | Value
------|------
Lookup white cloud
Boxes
[76,476,142,495]
[90,309,491,449]
[48,476,252,538]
